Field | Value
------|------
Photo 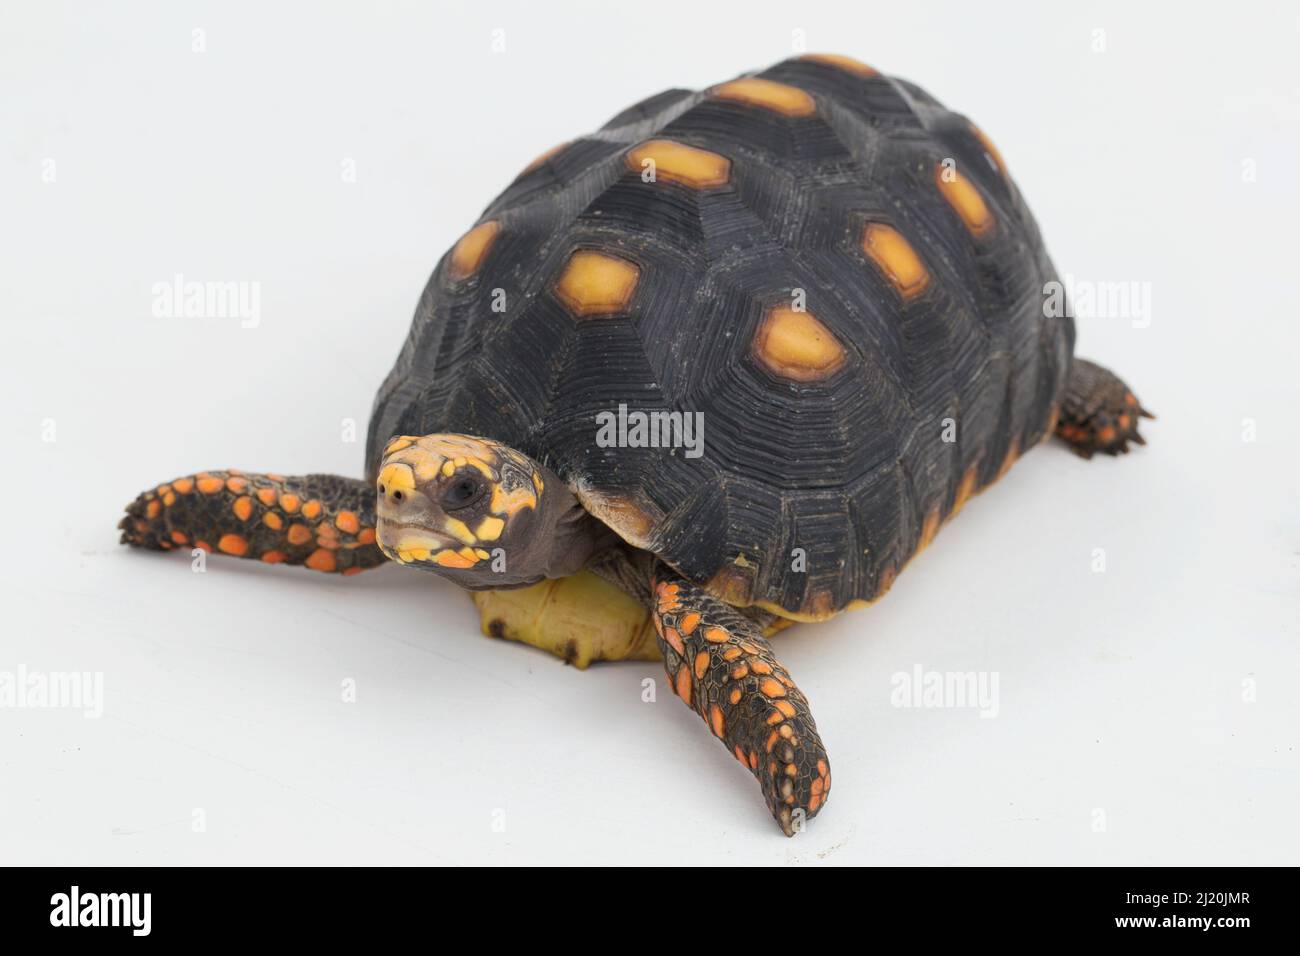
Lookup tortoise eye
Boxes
[442,475,484,510]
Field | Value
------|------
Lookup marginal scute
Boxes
[935,164,995,236]
[860,223,930,300]
[626,139,731,189]
[711,78,816,117]
[448,220,501,280]
[553,249,641,317]
[751,306,846,382]
[969,122,1008,178]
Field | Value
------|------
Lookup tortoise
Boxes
[120,53,1152,836]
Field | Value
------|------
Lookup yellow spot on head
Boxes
[448,220,501,281]
[377,462,416,495]
[553,249,640,318]
[711,78,816,117]
[443,517,477,545]
[475,515,505,541]
[861,223,930,300]
[752,306,846,382]
[936,164,995,236]
[798,53,877,77]
[626,139,731,189]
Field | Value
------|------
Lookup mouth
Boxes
[376,520,489,570]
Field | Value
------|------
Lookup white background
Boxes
[2,0,1298,865]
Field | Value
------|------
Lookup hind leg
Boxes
[1055,358,1154,458]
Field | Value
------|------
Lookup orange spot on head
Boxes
[217,534,248,556]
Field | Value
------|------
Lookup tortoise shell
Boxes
[368,54,1075,621]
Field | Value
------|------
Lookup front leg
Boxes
[120,471,384,574]
[651,564,831,836]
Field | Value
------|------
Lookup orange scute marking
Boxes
[861,222,930,300]
[799,53,877,77]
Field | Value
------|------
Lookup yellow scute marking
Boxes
[752,306,846,382]
[553,250,640,318]
[711,78,816,117]
[448,220,501,280]
[626,139,731,189]
[861,223,930,300]
[936,164,995,236]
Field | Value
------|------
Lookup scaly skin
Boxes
[1055,358,1154,458]
[120,470,385,574]
[652,566,830,836]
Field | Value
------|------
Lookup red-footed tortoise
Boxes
[121,54,1152,835]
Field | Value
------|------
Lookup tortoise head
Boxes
[374,433,602,589]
